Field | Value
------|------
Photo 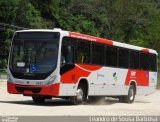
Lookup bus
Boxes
[7,29,158,104]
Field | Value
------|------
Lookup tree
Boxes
[0,0,160,69]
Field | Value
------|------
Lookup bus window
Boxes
[105,46,117,67]
[149,54,157,71]
[118,48,129,68]
[91,43,104,65]
[140,52,149,70]
[76,41,90,64]
[130,50,139,69]
[61,45,74,64]
[61,37,77,65]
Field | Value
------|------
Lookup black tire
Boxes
[70,85,87,105]
[119,85,136,103]
[32,96,45,103]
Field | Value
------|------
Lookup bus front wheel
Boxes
[70,85,87,105]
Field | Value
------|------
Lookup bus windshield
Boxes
[10,32,60,74]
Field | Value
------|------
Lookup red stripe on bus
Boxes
[77,64,102,71]
[141,49,149,53]
[125,70,149,86]
[61,65,91,84]
[61,64,102,84]
[69,32,113,45]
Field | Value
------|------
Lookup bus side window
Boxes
[91,43,104,65]
[61,45,74,64]
[149,54,157,71]
[105,46,117,67]
[140,52,149,70]
[76,41,90,64]
[118,48,129,68]
[130,50,139,69]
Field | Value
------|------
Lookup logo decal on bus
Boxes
[113,72,117,81]
[131,71,136,77]
[29,64,37,73]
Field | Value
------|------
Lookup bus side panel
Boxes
[88,67,129,96]
[125,70,157,95]
[136,86,156,95]
[149,72,157,87]
[60,64,91,84]
[59,83,76,96]
[59,64,157,96]
[59,64,102,96]
[125,70,149,86]
[60,64,129,96]
[136,72,157,95]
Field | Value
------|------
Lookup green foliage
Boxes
[15,1,46,28]
[0,59,7,69]
[0,0,20,24]
[0,0,160,71]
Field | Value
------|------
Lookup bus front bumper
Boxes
[7,82,60,96]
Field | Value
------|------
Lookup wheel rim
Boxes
[76,88,83,102]
[129,88,134,101]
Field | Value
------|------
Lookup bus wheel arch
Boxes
[125,81,137,103]
[119,81,137,103]
[130,81,137,95]
[78,78,89,98]
[70,78,89,105]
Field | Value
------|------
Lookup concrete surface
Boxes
[0,81,160,116]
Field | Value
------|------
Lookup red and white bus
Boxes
[7,29,158,104]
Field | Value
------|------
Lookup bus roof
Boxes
[15,29,158,55]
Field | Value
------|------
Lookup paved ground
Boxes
[0,81,160,116]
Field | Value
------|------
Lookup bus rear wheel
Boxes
[32,96,45,103]
[119,85,136,103]
[70,85,87,105]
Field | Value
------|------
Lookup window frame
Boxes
[76,39,91,64]
[117,47,130,69]
[140,52,149,70]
